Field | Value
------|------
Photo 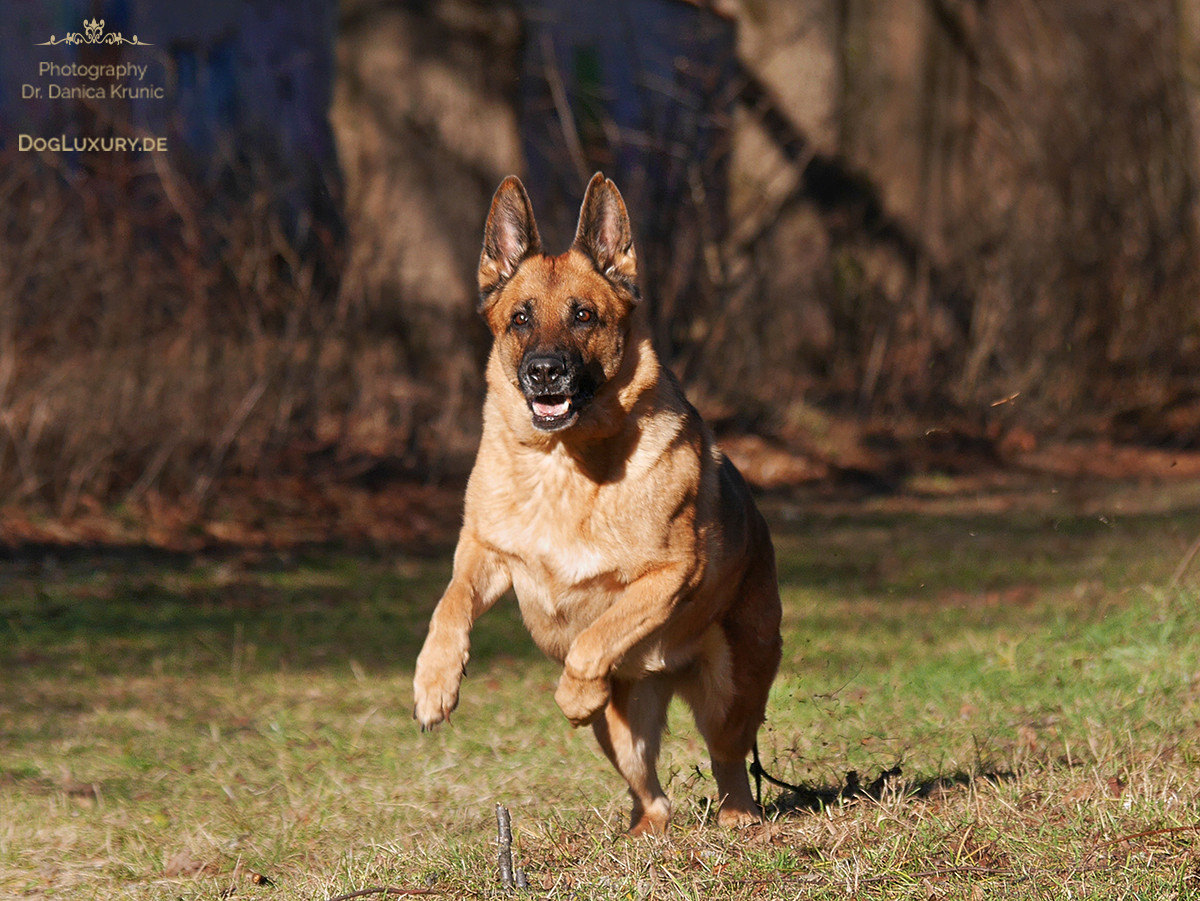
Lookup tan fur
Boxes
[413,173,783,834]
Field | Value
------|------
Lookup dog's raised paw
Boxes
[412,674,459,730]
[413,644,467,729]
[554,670,609,726]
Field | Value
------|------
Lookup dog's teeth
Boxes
[533,398,570,418]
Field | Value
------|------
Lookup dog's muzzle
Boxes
[519,351,587,431]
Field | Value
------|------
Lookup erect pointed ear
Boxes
[572,172,638,291]
[478,176,542,306]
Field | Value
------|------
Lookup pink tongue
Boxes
[533,398,570,418]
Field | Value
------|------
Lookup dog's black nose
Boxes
[522,354,567,390]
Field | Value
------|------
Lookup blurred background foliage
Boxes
[3,0,1200,532]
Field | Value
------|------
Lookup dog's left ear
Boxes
[479,176,542,306]
[573,172,638,292]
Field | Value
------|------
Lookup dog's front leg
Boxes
[414,533,511,730]
[555,563,692,726]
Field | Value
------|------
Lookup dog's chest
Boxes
[490,447,625,582]
[479,445,645,652]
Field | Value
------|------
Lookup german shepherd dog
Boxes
[413,173,782,833]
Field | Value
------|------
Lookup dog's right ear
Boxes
[478,176,541,308]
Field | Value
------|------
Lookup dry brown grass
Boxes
[0,148,456,521]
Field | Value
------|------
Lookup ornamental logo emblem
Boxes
[37,18,152,47]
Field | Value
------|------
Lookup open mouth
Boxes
[528,394,577,431]
[531,395,570,419]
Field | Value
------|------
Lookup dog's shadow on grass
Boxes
[755,763,1016,818]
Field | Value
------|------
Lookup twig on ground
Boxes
[495,803,528,891]
[1093,823,1200,851]
[323,888,439,901]
[497,803,515,890]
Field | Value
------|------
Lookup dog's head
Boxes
[477,173,641,433]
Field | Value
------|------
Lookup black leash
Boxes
[751,741,905,814]
[749,740,807,808]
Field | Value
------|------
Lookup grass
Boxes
[2,478,1200,899]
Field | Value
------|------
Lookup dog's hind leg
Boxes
[681,572,782,827]
[591,674,673,835]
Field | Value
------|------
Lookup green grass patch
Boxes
[2,484,1200,898]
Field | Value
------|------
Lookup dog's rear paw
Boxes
[716,803,762,829]
[628,798,672,836]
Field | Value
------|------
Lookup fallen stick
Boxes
[324,888,439,901]
[496,804,515,890]
[495,803,528,890]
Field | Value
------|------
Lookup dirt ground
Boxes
[4,438,1200,557]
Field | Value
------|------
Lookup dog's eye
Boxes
[511,310,530,328]
[574,308,595,324]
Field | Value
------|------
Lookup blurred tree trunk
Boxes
[945,0,1200,416]
[736,0,1200,429]
[332,0,523,472]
